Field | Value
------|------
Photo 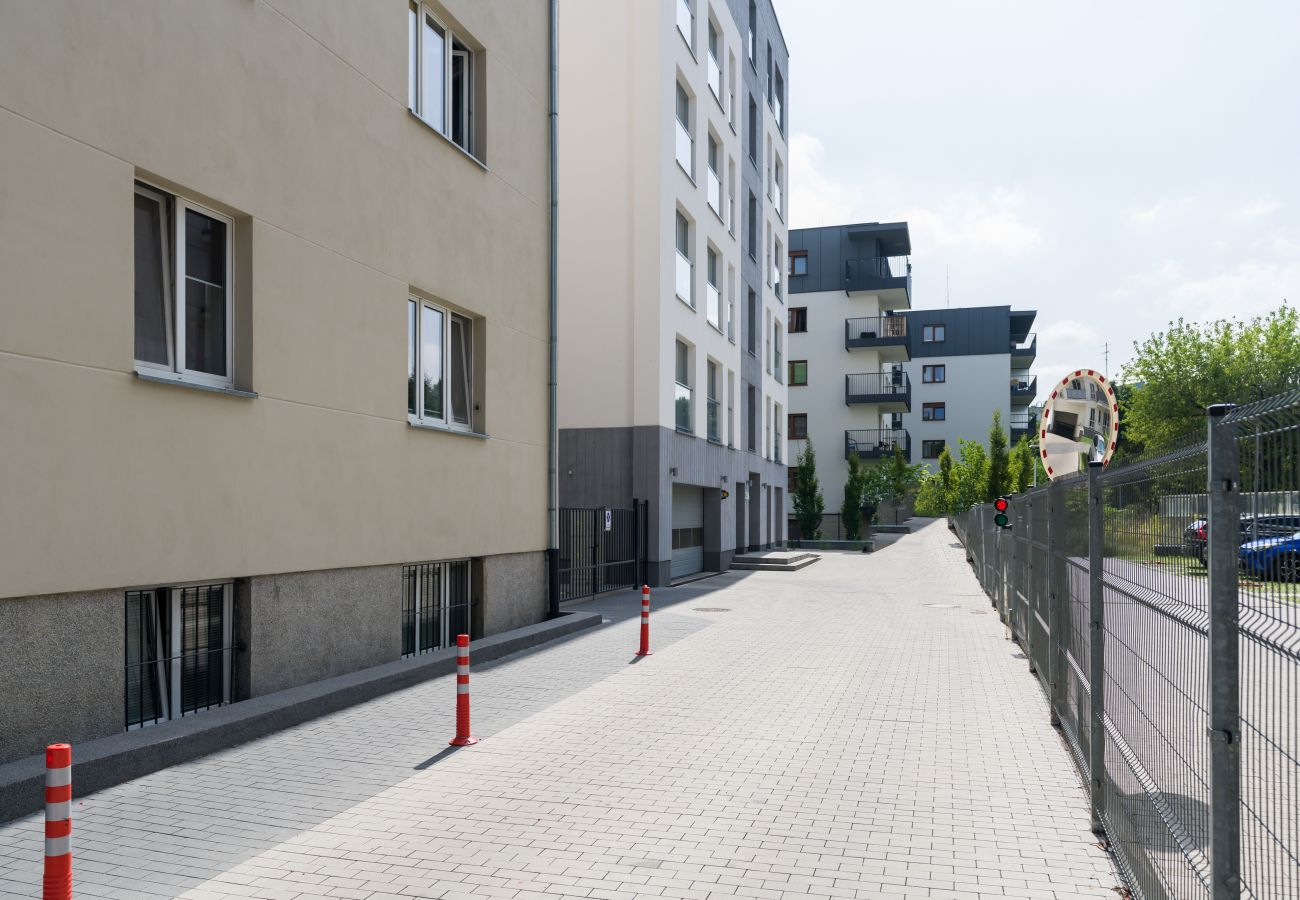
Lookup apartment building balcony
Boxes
[844,315,909,361]
[1011,332,1037,367]
[1011,375,1037,406]
[843,256,911,309]
[1010,409,1036,441]
[845,372,911,412]
[845,428,911,462]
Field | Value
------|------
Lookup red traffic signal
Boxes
[994,497,1010,512]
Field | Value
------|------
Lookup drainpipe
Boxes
[546,0,561,619]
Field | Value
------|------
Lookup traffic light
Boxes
[994,496,1011,529]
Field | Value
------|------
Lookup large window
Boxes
[707,19,723,106]
[408,298,473,430]
[675,211,694,307]
[706,247,721,330]
[675,340,693,433]
[677,0,694,48]
[409,3,476,155]
[747,384,757,450]
[774,402,783,463]
[788,360,807,386]
[922,364,947,384]
[707,133,722,217]
[706,360,721,443]
[727,370,736,447]
[747,0,757,64]
[746,289,758,355]
[747,191,758,259]
[402,560,472,656]
[773,67,785,133]
[134,183,234,388]
[125,583,233,730]
[773,321,783,381]
[788,307,807,332]
[788,413,807,440]
[922,439,946,459]
[789,251,807,277]
[675,82,693,177]
[922,324,946,343]
[748,96,758,164]
[922,402,946,421]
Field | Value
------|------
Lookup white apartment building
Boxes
[558,0,790,584]
[784,223,914,520]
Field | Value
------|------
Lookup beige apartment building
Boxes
[0,2,552,763]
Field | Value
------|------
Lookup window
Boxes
[675,340,693,433]
[748,96,757,164]
[789,252,807,277]
[675,211,694,306]
[409,3,476,155]
[923,440,946,459]
[766,43,773,105]
[773,321,783,382]
[727,370,735,447]
[707,133,722,216]
[746,289,758,355]
[707,18,723,106]
[765,222,772,286]
[922,402,946,421]
[403,560,472,656]
[706,246,721,330]
[788,467,798,493]
[747,384,757,451]
[774,402,783,463]
[706,360,721,443]
[747,191,758,259]
[774,238,783,298]
[125,583,233,729]
[922,324,946,343]
[727,52,737,130]
[773,156,784,218]
[747,1,757,64]
[788,413,808,440]
[764,308,771,373]
[773,67,784,133]
[727,158,737,235]
[922,364,946,383]
[726,264,736,341]
[788,360,807,386]
[408,297,473,430]
[672,525,704,553]
[788,307,807,332]
[134,183,234,388]
[677,0,693,49]
[675,82,693,177]
[765,397,772,459]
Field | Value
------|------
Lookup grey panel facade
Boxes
[903,306,1026,359]
[788,222,912,295]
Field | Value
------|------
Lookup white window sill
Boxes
[408,418,489,440]
[676,160,697,186]
[676,294,696,311]
[407,110,489,172]
[710,87,726,115]
[708,204,726,227]
[134,369,256,399]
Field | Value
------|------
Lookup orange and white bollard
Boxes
[449,634,479,746]
[636,585,652,656]
[43,743,72,900]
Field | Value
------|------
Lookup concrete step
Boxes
[730,550,820,571]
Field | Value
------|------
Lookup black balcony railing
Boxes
[844,428,910,461]
[844,255,911,292]
[844,315,908,353]
[845,372,911,409]
[1010,376,1037,404]
[1009,410,1036,437]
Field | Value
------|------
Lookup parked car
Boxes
[1239,531,1300,582]
[1183,514,1300,565]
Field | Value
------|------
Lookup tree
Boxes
[1008,435,1035,493]
[912,472,948,517]
[791,440,824,539]
[985,409,1010,502]
[840,454,868,540]
[1122,305,1300,448]
[938,446,954,498]
[1110,382,1146,463]
[951,439,988,512]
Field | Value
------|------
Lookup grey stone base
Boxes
[0,610,601,825]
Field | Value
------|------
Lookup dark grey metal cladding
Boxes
[788,223,911,295]
[902,305,1038,358]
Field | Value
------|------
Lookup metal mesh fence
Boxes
[952,393,1300,900]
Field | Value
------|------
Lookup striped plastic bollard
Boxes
[449,634,479,746]
[636,585,653,656]
[43,743,72,900]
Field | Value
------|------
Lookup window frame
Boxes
[922,364,947,384]
[402,559,473,657]
[788,251,807,278]
[922,402,946,422]
[788,306,807,333]
[133,181,235,390]
[409,2,476,156]
[788,413,808,440]
[408,296,474,432]
[788,359,807,386]
[922,324,946,343]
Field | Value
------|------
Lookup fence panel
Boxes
[558,502,647,603]
[950,392,1300,900]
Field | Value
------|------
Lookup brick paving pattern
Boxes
[0,520,1121,898]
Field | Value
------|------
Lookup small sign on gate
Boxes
[604,509,612,531]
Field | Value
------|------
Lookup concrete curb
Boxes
[0,610,603,824]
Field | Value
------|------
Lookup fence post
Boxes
[1087,459,1105,834]
[1047,479,1065,726]
[1022,499,1036,672]
[1206,404,1241,899]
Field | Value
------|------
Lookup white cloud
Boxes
[1230,198,1283,222]
[903,187,1043,258]
[1125,196,1195,228]
[1105,258,1300,326]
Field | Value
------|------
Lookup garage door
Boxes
[670,484,705,579]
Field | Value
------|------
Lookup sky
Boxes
[777,0,1300,385]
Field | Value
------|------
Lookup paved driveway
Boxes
[0,520,1119,899]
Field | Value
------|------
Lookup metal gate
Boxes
[558,500,648,602]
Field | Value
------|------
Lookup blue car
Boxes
[1239,531,1300,582]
